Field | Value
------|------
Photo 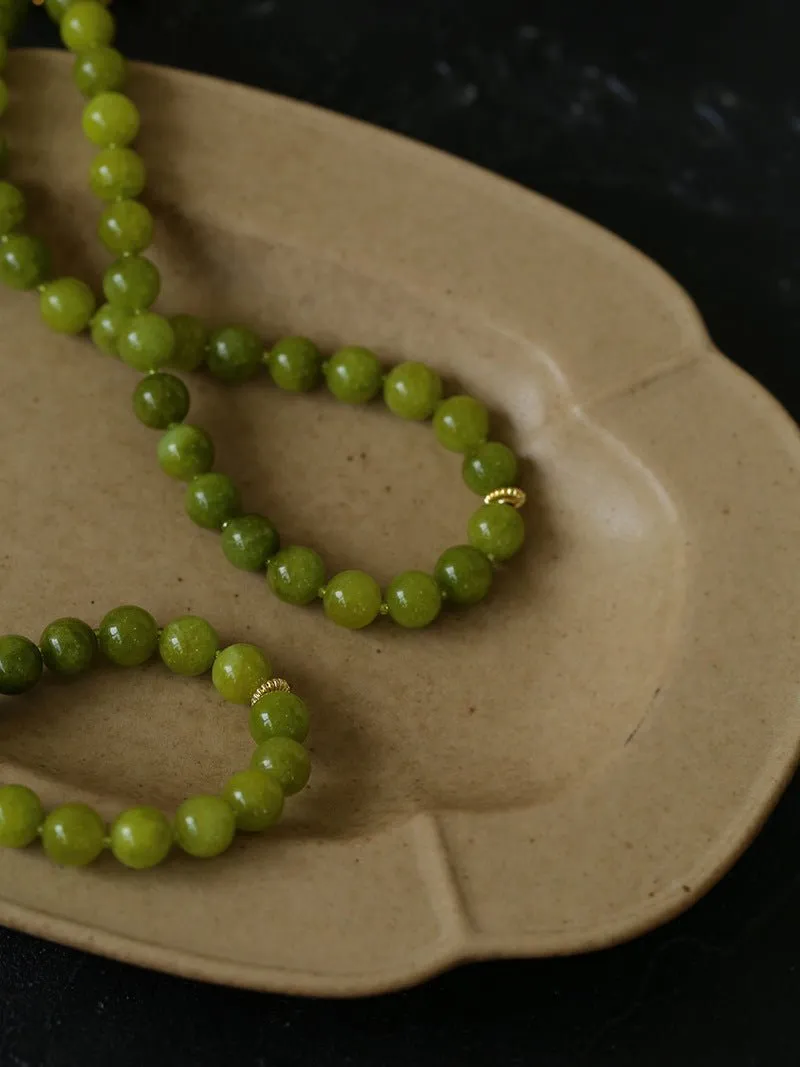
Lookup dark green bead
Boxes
[39,617,97,675]
[157,424,214,480]
[0,180,25,234]
[434,545,494,606]
[268,336,321,392]
[0,635,43,695]
[132,372,190,429]
[118,313,175,372]
[89,146,145,201]
[325,346,382,404]
[73,45,126,97]
[467,503,525,561]
[0,0,27,37]
[184,472,241,529]
[103,255,160,311]
[169,314,208,371]
[212,643,272,705]
[250,690,310,745]
[433,395,490,453]
[41,803,105,866]
[110,806,172,869]
[90,302,127,356]
[60,1,115,52]
[174,795,236,858]
[251,737,311,796]
[98,198,153,255]
[322,570,382,630]
[385,571,442,629]
[0,234,50,290]
[222,769,283,832]
[206,325,263,383]
[0,784,43,848]
[462,441,519,495]
[39,277,96,334]
[159,615,219,676]
[383,361,443,421]
[221,514,279,572]
[267,546,326,606]
[97,604,159,667]
[82,90,139,147]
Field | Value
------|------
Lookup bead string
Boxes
[0,607,312,868]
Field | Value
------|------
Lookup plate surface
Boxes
[0,50,799,997]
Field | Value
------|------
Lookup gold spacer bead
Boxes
[483,486,527,509]
[250,677,293,706]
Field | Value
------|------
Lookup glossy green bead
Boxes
[0,785,43,848]
[157,424,214,480]
[73,45,126,96]
[184,472,241,529]
[252,737,311,797]
[221,514,279,572]
[169,314,208,371]
[250,690,310,745]
[0,234,50,290]
[41,803,105,867]
[39,617,97,675]
[97,604,159,667]
[325,346,382,404]
[212,643,272,705]
[223,769,284,832]
[39,277,96,334]
[103,255,159,311]
[207,325,263,384]
[433,395,490,453]
[268,336,321,392]
[174,795,236,858]
[132,372,189,429]
[98,199,153,255]
[47,0,111,22]
[383,361,443,421]
[385,571,442,629]
[434,545,494,606]
[89,146,146,201]
[322,570,382,630]
[0,635,42,695]
[82,90,139,148]
[110,806,172,869]
[90,301,127,356]
[118,313,175,372]
[467,503,525,561]
[0,181,25,234]
[267,546,326,606]
[158,615,219,676]
[462,441,519,495]
[60,1,115,52]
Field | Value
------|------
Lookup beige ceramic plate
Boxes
[0,49,799,997]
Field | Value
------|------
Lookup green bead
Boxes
[250,690,310,745]
[73,45,126,96]
[433,395,490,453]
[98,198,153,255]
[385,571,442,629]
[39,277,96,334]
[110,806,172,869]
[174,795,236,858]
[82,90,139,147]
[323,570,382,630]
[0,180,25,234]
[212,643,272,705]
[89,146,146,201]
[90,301,127,356]
[159,615,219,676]
[47,0,111,22]
[60,1,115,52]
[39,617,97,675]
[267,546,326,606]
[206,325,263,384]
[169,314,208,371]
[325,346,382,404]
[222,769,284,832]
[41,803,105,866]
[0,635,42,695]
[184,472,240,529]
[252,737,311,796]
[268,336,321,392]
[118,313,175,372]
[97,604,159,667]
[0,785,43,848]
[221,514,279,572]
[383,361,443,421]
[467,503,525,561]
[0,0,26,37]
[157,424,214,480]
[434,545,494,606]
[103,255,159,310]
[0,234,50,290]
[462,441,519,495]
[132,372,189,429]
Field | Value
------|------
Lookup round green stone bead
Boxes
[252,737,311,797]
[157,424,214,480]
[82,90,139,147]
[212,643,272,705]
[184,472,241,529]
[89,146,146,201]
[41,803,105,867]
[385,571,442,629]
[267,546,326,606]
[39,277,96,334]
[132,372,189,429]
[0,635,42,695]
[159,615,219,676]
[174,794,236,858]
[268,336,321,392]
[73,45,126,97]
[383,361,443,421]
[0,180,25,234]
[60,1,115,52]
[0,784,43,848]
[250,690,310,745]
[433,395,490,453]
[324,346,382,404]
[467,503,525,562]
[222,769,284,832]
[110,806,172,869]
[221,514,279,572]
[90,301,127,356]
[0,234,50,290]
[434,545,494,606]
[39,617,97,675]
[462,441,519,496]
[118,313,175,372]
[323,570,382,630]
[98,198,153,255]
[169,314,208,371]
[97,604,159,667]
[206,325,263,384]
[103,255,160,311]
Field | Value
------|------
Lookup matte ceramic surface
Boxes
[0,50,798,996]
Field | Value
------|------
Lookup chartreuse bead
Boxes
[383,361,443,421]
[468,503,525,561]
[0,635,42,695]
[103,255,160,310]
[157,424,214,480]
[0,234,50,290]
[0,785,43,848]
[98,199,153,255]
[159,615,219,676]
[97,605,159,667]
[110,806,172,869]
[250,690,310,745]
[118,313,175,371]
[0,180,25,234]
[41,803,105,867]
[267,546,326,606]
[47,0,111,23]
[212,643,272,705]
[169,314,208,371]
[39,617,97,675]
[184,472,240,529]
[39,278,96,334]
[268,336,321,392]
[73,45,126,97]
[89,146,146,200]
[221,514,279,572]
[207,325,263,383]
[325,346,382,403]
[223,769,284,832]
[90,302,127,355]
[174,795,236,858]
[82,91,139,147]
[434,545,493,606]
[252,737,311,796]
[60,2,115,52]
[132,372,189,429]
[463,441,518,495]
[323,570,382,630]
[385,571,442,629]
[433,395,490,453]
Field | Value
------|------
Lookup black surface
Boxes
[2,1,800,1064]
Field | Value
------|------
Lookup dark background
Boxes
[3,1,800,1064]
